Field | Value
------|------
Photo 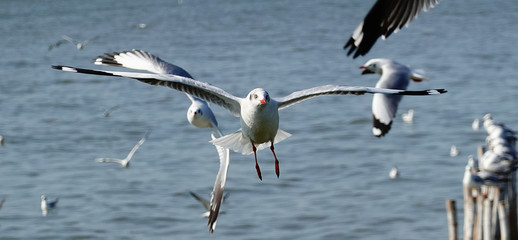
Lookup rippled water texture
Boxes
[1,0,518,239]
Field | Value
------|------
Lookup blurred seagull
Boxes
[95,131,150,168]
[41,195,58,216]
[472,118,480,130]
[93,50,228,234]
[360,58,428,137]
[402,109,414,123]
[101,105,120,117]
[0,135,4,146]
[344,0,440,58]
[450,145,459,157]
[48,35,99,51]
[53,63,446,181]
[389,166,399,179]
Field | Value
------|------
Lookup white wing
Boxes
[125,131,150,161]
[95,158,124,164]
[94,49,194,78]
[344,0,440,58]
[208,133,230,234]
[52,65,242,117]
[275,84,445,110]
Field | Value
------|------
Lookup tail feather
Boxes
[211,129,292,155]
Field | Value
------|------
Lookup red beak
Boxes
[260,99,266,104]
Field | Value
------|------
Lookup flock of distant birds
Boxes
[0,0,458,234]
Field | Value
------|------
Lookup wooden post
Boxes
[476,194,484,240]
[446,199,458,240]
[498,201,510,240]
[509,172,518,240]
[464,187,475,240]
[483,198,492,240]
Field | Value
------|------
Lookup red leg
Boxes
[270,143,280,178]
[252,142,262,181]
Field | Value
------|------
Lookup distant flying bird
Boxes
[41,195,58,216]
[344,0,440,58]
[53,64,446,181]
[101,105,120,117]
[93,49,228,234]
[402,109,414,123]
[360,58,428,137]
[95,131,150,168]
[48,35,99,51]
[0,135,4,146]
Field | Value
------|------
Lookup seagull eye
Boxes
[253,94,258,99]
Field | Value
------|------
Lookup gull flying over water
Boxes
[360,58,428,137]
[95,131,150,168]
[344,0,440,58]
[52,62,446,181]
[48,35,99,51]
[93,50,229,233]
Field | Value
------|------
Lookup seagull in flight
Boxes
[95,130,150,168]
[52,62,446,181]
[93,50,229,233]
[344,0,440,58]
[360,58,429,137]
[48,35,99,51]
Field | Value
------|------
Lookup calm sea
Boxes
[1,0,518,239]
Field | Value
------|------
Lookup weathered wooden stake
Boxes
[498,201,510,240]
[446,199,458,240]
[464,187,475,240]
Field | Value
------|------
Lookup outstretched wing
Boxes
[208,133,230,235]
[52,65,242,117]
[275,85,446,110]
[190,192,210,211]
[125,130,151,161]
[344,0,440,58]
[94,49,194,78]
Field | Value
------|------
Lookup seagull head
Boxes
[247,88,270,106]
[187,102,214,129]
[360,58,386,75]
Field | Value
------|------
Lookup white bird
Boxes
[48,35,99,51]
[95,131,150,168]
[101,105,120,117]
[389,166,399,179]
[94,50,228,234]
[402,109,414,123]
[94,50,223,136]
[450,145,459,157]
[472,118,480,130]
[360,58,428,137]
[344,0,440,58]
[41,195,58,216]
[52,64,446,181]
[0,135,4,146]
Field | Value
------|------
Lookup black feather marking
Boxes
[373,114,391,137]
